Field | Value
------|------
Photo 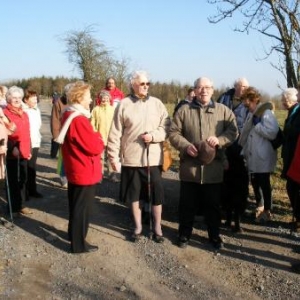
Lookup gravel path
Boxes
[1,100,300,299]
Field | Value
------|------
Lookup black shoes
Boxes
[72,244,99,254]
[29,191,43,198]
[209,236,224,250]
[152,233,164,243]
[178,236,189,248]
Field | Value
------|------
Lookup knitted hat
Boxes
[194,141,216,165]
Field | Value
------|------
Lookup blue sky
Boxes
[1,0,286,96]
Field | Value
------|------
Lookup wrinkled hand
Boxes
[186,144,198,157]
[140,133,153,143]
[206,136,219,147]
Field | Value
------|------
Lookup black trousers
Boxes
[68,182,97,253]
[250,173,272,210]
[286,178,300,220]
[50,139,59,158]
[6,158,28,213]
[178,181,222,240]
[27,147,39,194]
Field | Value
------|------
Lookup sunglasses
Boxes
[139,82,150,87]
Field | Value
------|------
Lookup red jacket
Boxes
[96,87,124,106]
[4,106,31,160]
[61,111,104,185]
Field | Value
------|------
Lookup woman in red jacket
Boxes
[57,81,104,254]
[4,86,31,216]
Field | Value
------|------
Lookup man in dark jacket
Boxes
[169,77,238,250]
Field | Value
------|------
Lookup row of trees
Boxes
[2,75,277,107]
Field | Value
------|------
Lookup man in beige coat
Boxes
[169,77,238,250]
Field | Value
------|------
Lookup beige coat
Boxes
[107,95,170,167]
[169,100,238,184]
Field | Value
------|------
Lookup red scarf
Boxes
[6,103,23,116]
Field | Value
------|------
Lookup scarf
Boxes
[55,104,91,144]
[6,103,23,116]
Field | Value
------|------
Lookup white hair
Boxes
[129,70,149,87]
[6,86,24,101]
[234,78,249,88]
[193,77,214,88]
[282,87,298,103]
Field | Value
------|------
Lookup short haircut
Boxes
[99,90,111,100]
[234,78,249,88]
[282,87,298,103]
[23,90,37,102]
[6,86,24,101]
[67,81,91,104]
[240,86,261,104]
[193,77,214,88]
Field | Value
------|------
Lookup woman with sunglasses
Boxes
[107,70,170,243]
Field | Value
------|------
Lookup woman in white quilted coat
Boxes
[239,87,279,223]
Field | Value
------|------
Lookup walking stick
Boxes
[145,141,153,239]
[5,165,14,225]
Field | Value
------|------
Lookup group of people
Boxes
[0,85,43,219]
[1,74,300,274]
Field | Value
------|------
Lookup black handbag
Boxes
[270,128,283,150]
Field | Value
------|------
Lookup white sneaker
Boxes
[60,177,68,188]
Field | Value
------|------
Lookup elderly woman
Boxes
[56,81,104,253]
[91,90,115,180]
[4,86,32,216]
[23,90,43,198]
[281,87,300,232]
[107,70,170,243]
[239,87,279,223]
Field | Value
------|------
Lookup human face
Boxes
[194,78,214,105]
[9,91,23,108]
[243,98,257,113]
[235,80,249,98]
[25,96,38,108]
[101,95,110,105]
[132,75,150,98]
[281,96,293,110]
[81,90,92,110]
[106,79,116,90]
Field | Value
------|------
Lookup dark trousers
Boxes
[50,139,59,158]
[68,182,97,253]
[6,158,28,213]
[27,147,39,194]
[250,173,272,210]
[286,179,300,220]
[178,181,222,240]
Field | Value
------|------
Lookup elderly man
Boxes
[107,70,170,243]
[169,77,238,250]
[216,78,251,231]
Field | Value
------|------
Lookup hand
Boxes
[206,136,219,147]
[140,133,152,143]
[112,162,121,173]
[186,144,198,157]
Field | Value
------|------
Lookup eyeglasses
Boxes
[197,86,212,90]
[139,82,150,87]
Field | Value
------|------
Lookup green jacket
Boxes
[169,99,238,184]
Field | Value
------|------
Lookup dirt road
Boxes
[1,100,300,299]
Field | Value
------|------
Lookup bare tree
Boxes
[207,0,300,88]
[60,25,130,98]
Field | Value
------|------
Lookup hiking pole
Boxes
[5,165,14,225]
[145,137,153,239]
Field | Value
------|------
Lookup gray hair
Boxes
[234,78,249,88]
[99,90,111,100]
[193,77,214,88]
[129,70,149,87]
[282,87,298,103]
[6,86,24,101]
